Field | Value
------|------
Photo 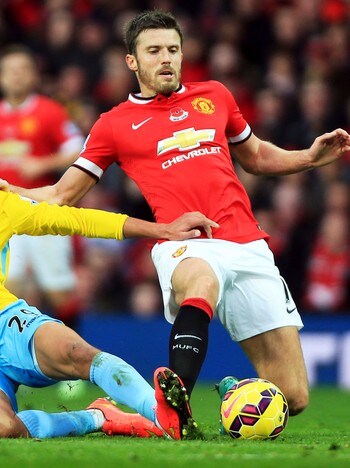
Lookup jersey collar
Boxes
[128,84,186,104]
[0,94,38,113]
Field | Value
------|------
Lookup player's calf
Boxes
[285,386,309,416]
[0,413,28,438]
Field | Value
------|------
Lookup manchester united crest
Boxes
[191,97,215,115]
[172,245,188,258]
[20,117,38,136]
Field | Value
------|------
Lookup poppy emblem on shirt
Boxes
[169,107,189,122]
[172,245,187,258]
[191,97,215,115]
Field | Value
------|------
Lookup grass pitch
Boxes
[1,383,350,467]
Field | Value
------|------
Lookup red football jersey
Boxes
[0,94,83,188]
[75,80,269,243]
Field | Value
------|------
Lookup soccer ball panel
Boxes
[221,378,289,440]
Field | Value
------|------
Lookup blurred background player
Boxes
[0,45,85,328]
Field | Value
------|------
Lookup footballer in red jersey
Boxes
[0,45,84,328]
[74,80,268,244]
[0,94,83,188]
[3,11,350,430]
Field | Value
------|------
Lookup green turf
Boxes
[1,383,350,467]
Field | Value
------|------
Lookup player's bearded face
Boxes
[131,29,183,97]
[137,59,181,95]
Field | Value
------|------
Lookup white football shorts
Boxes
[151,238,303,342]
[8,234,76,291]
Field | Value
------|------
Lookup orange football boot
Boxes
[87,397,163,438]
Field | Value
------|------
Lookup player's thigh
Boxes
[34,322,99,380]
[0,390,28,438]
[28,235,76,291]
[152,240,226,322]
[171,257,220,308]
[240,326,309,413]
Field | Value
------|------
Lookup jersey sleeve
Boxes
[73,114,116,180]
[216,81,252,145]
[1,191,127,241]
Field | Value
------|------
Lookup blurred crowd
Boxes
[1,0,350,318]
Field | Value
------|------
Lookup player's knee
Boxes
[200,274,218,293]
[286,386,309,416]
[189,274,219,304]
[64,340,97,378]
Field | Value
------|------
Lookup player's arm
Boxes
[0,166,95,205]
[2,191,125,239]
[123,212,219,240]
[231,129,350,176]
[18,149,82,180]
[4,192,219,241]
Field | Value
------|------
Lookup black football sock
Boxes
[169,305,210,396]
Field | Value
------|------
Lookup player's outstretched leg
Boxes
[154,367,201,440]
[87,398,163,438]
[215,376,238,435]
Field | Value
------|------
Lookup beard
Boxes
[137,63,181,95]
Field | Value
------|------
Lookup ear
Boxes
[126,54,138,72]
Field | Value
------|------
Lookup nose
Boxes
[160,49,172,63]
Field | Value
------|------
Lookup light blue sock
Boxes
[17,409,96,438]
[90,352,156,422]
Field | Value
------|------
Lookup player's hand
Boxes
[165,212,219,240]
[0,178,10,191]
[309,128,350,167]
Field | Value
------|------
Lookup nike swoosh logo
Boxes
[174,333,202,341]
[132,117,152,130]
[281,278,296,314]
[223,395,240,419]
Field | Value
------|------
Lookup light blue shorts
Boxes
[0,299,62,411]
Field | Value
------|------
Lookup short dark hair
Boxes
[0,44,37,68]
[124,10,183,55]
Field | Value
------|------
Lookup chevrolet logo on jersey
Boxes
[157,128,215,155]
